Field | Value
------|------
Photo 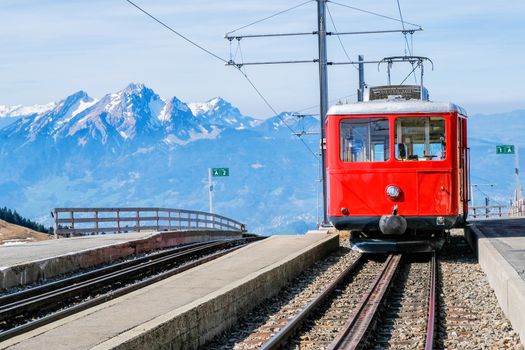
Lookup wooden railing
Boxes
[471,205,506,219]
[53,207,246,237]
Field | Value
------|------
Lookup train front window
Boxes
[395,117,446,161]
[340,118,390,162]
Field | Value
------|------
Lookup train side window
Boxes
[340,118,390,162]
[395,117,446,161]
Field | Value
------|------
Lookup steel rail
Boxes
[425,252,437,350]
[327,254,402,350]
[0,240,233,318]
[0,238,258,341]
[0,240,215,307]
[260,254,366,350]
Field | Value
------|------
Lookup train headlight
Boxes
[386,185,401,199]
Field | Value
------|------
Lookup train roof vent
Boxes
[365,85,429,101]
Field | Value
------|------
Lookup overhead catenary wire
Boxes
[395,0,418,83]
[399,61,420,85]
[295,93,358,114]
[125,0,228,64]
[395,0,412,56]
[124,0,319,160]
[326,4,359,71]
[226,0,314,35]
[476,187,506,207]
[328,0,421,28]
[237,69,320,159]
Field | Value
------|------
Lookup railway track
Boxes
[0,237,258,341]
[257,252,437,350]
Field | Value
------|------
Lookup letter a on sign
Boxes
[212,168,229,177]
[496,145,515,154]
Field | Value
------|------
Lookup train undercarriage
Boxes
[332,214,464,253]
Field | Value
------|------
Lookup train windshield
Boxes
[340,118,390,162]
[395,117,446,161]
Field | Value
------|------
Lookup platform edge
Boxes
[469,224,525,345]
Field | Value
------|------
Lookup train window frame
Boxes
[394,116,447,161]
[339,117,390,163]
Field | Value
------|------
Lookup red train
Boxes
[326,85,468,252]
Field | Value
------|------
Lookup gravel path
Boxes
[438,230,522,350]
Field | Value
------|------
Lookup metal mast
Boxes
[357,54,365,102]
[224,3,422,227]
[317,0,329,225]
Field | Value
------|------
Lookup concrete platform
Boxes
[0,230,242,290]
[0,233,338,350]
[467,218,525,343]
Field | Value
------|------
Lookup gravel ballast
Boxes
[438,230,522,349]
[208,231,523,349]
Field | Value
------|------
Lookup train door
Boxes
[462,116,469,216]
[456,115,466,213]
[457,115,468,216]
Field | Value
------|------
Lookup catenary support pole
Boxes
[208,168,213,214]
[358,54,365,102]
[516,146,521,203]
[317,0,329,225]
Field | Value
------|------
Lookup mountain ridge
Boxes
[0,83,319,234]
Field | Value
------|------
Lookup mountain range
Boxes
[0,83,319,234]
[0,83,523,232]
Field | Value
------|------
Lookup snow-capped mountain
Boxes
[0,83,319,234]
[255,112,318,138]
[0,102,56,129]
[1,83,240,148]
[2,90,96,142]
[188,97,260,130]
[0,102,56,118]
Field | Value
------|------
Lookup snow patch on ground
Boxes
[1,239,31,246]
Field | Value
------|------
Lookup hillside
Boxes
[0,219,52,245]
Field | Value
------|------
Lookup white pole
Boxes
[470,184,475,213]
[515,145,520,203]
[208,168,213,214]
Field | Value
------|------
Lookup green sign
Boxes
[212,168,229,177]
[496,145,515,154]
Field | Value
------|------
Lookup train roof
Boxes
[327,99,467,117]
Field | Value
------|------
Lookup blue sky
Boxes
[0,0,524,117]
